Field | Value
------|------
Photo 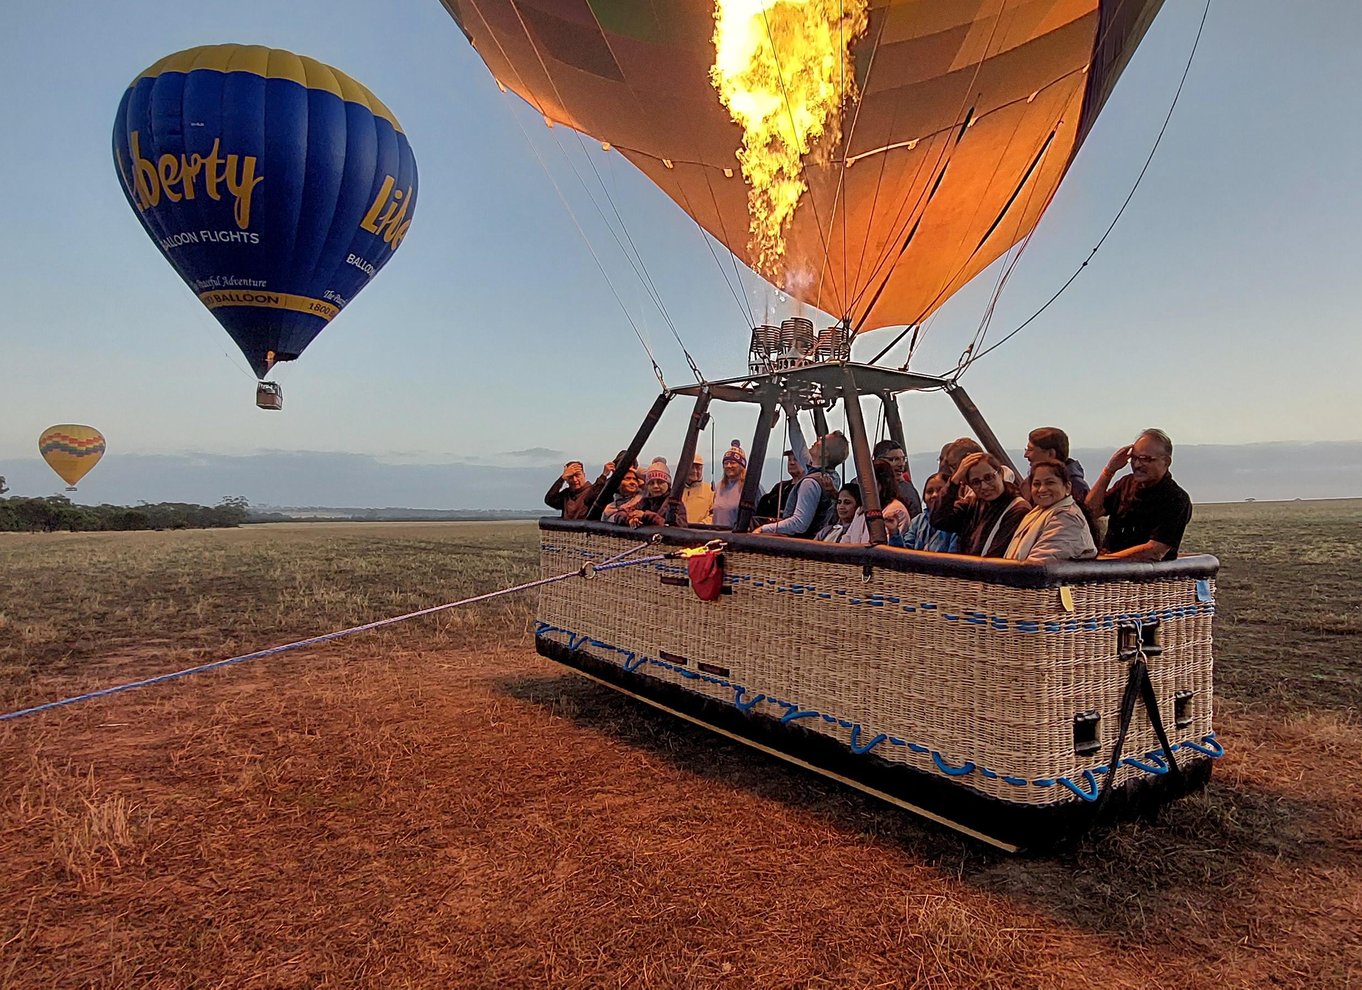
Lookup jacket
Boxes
[930,483,1030,558]
[622,493,688,528]
[818,510,870,544]
[545,477,597,520]
[1004,496,1097,562]
[682,481,714,525]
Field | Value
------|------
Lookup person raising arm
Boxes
[1086,428,1191,562]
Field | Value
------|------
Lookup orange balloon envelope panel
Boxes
[38,425,107,490]
[442,0,1162,330]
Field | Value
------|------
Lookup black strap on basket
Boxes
[1094,630,1184,813]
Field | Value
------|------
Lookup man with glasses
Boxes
[873,439,923,517]
[1085,429,1191,561]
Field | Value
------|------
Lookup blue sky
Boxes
[2,0,1360,501]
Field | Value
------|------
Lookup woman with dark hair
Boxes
[1005,460,1097,562]
[873,458,911,544]
[600,467,643,524]
[901,473,961,553]
[817,483,868,543]
[930,451,1030,557]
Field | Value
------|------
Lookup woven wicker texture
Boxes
[539,531,1215,807]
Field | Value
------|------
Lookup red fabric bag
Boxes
[686,551,725,602]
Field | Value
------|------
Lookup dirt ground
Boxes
[1,511,1360,988]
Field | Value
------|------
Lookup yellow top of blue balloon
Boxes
[130,43,405,135]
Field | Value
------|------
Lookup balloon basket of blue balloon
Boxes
[255,382,284,411]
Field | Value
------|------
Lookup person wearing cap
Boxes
[710,440,760,529]
[873,438,923,517]
[755,449,804,523]
[681,453,714,525]
[620,458,687,528]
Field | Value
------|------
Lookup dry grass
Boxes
[0,510,1359,988]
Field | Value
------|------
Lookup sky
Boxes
[2,0,1360,505]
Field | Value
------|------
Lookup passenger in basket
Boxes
[711,441,759,529]
[873,459,911,545]
[817,483,869,544]
[931,452,1030,557]
[901,473,961,553]
[752,417,847,538]
[938,438,983,478]
[754,449,803,523]
[873,439,922,517]
[621,459,688,528]
[1086,428,1192,561]
[681,453,714,525]
[544,460,594,519]
[601,468,643,524]
[1022,427,1089,504]
[1005,460,1097,562]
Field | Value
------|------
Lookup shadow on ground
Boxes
[498,668,1357,942]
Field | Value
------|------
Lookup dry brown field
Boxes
[1,503,1360,989]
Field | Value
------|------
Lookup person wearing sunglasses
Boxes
[1085,429,1192,561]
[931,452,1030,558]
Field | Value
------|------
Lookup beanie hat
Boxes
[721,440,747,468]
[644,458,671,484]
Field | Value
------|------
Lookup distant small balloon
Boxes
[39,425,106,490]
[111,44,418,380]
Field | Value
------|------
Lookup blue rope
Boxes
[0,546,662,724]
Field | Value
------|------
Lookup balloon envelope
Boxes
[112,44,418,378]
[444,0,1160,330]
[39,425,106,489]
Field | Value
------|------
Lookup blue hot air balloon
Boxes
[112,45,417,405]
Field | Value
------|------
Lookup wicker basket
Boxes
[536,520,1220,848]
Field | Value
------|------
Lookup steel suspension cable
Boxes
[460,0,668,386]
[499,4,706,383]
[951,0,1213,376]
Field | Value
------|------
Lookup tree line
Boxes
[0,494,251,532]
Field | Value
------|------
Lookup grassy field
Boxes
[1,504,1359,988]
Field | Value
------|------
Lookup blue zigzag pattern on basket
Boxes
[534,621,1224,801]
[540,544,1216,632]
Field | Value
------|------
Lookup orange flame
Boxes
[711,0,867,280]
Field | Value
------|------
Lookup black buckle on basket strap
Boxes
[1095,623,1184,812]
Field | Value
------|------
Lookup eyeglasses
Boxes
[966,472,1000,487]
[1129,454,1164,465]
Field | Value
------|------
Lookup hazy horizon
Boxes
[5,439,1360,511]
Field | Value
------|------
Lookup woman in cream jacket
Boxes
[1005,460,1097,562]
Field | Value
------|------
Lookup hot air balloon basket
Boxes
[536,520,1220,852]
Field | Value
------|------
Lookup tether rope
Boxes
[0,540,668,724]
